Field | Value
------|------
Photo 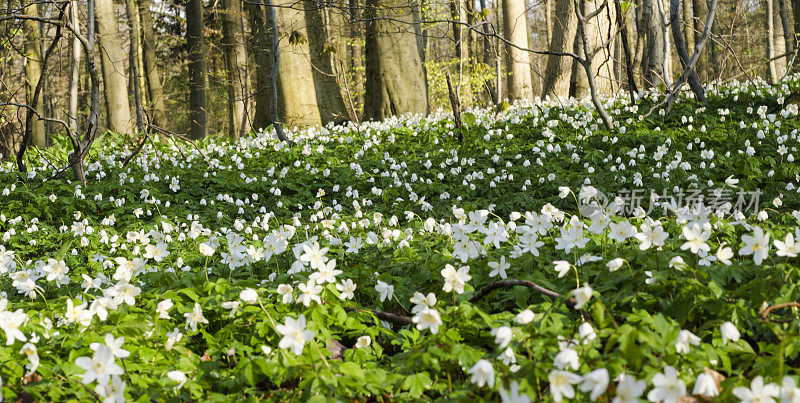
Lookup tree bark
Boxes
[542,0,577,99]
[23,1,46,147]
[501,0,533,100]
[138,0,166,128]
[96,0,134,134]
[221,0,252,139]
[304,0,349,124]
[187,0,207,139]
[364,0,429,120]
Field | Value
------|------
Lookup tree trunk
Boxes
[23,2,46,147]
[69,3,82,135]
[642,0,666,87]
[501,0,533,100]
[692,0,707,80]
[542,0,577,99]
[96,0,134,134]
[708,0,719,77]
[304,0,349,124]
[683,0,695,54]
[793,0,800,70]
[127,0,147,110]
[670,0,706,103]
[767,0,778,83]
[633,0,646,87]
[138,0,166,128]
[364,0,430,120]
[246,1,273,131]
[187,0,207,139]
[573,0,616,98]
[273,0,322,127]
[125,0,145,134]
[779,0,793,67]
[221,0,252,139]
[481,0,497,103]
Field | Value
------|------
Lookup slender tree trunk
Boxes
[576,0,613,129]
[96,0,134,134]
[670,0,706,102]
[481,0,497,103]
[633,0,646,87]
[221,0,251,139]
[501,0,533,100]
[305,0,349,124]
[543,0,577,99]
[779,0,793,66]
[138,0,166,128]
[708,0,719,77]
[767,0,778,82]
[775,0,788,74]
[793,0,800,70]
[683,0,695,54]
[264,0,291,142]
[692,0,707,80]
[614,0,638,98]
[69,3,81,135]
[23,1,46,147]
[349,0,364,110]
[125,0,145,134]
[364,0,429,120]
[187,0,207,139]
[127,0,146,110]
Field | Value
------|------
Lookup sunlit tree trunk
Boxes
[127,0,146,110]
[96,0,134,134]
[69,2,81,135]
[542,0,577,100]
[573,0,616,97]
[692,0,708,80]
[767,0,778,83]
[778,0,793,67]
[642,0,666,87]
[221,0,251,139]
[23,1,46,147]
[364,0,429,120]
[305,0,349,124]
[138,0,166,128]
[501,0,533,100]
[273,0,321,127]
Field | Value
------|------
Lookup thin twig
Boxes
[761,302,800,319]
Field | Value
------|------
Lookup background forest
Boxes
[0,0,797,149]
